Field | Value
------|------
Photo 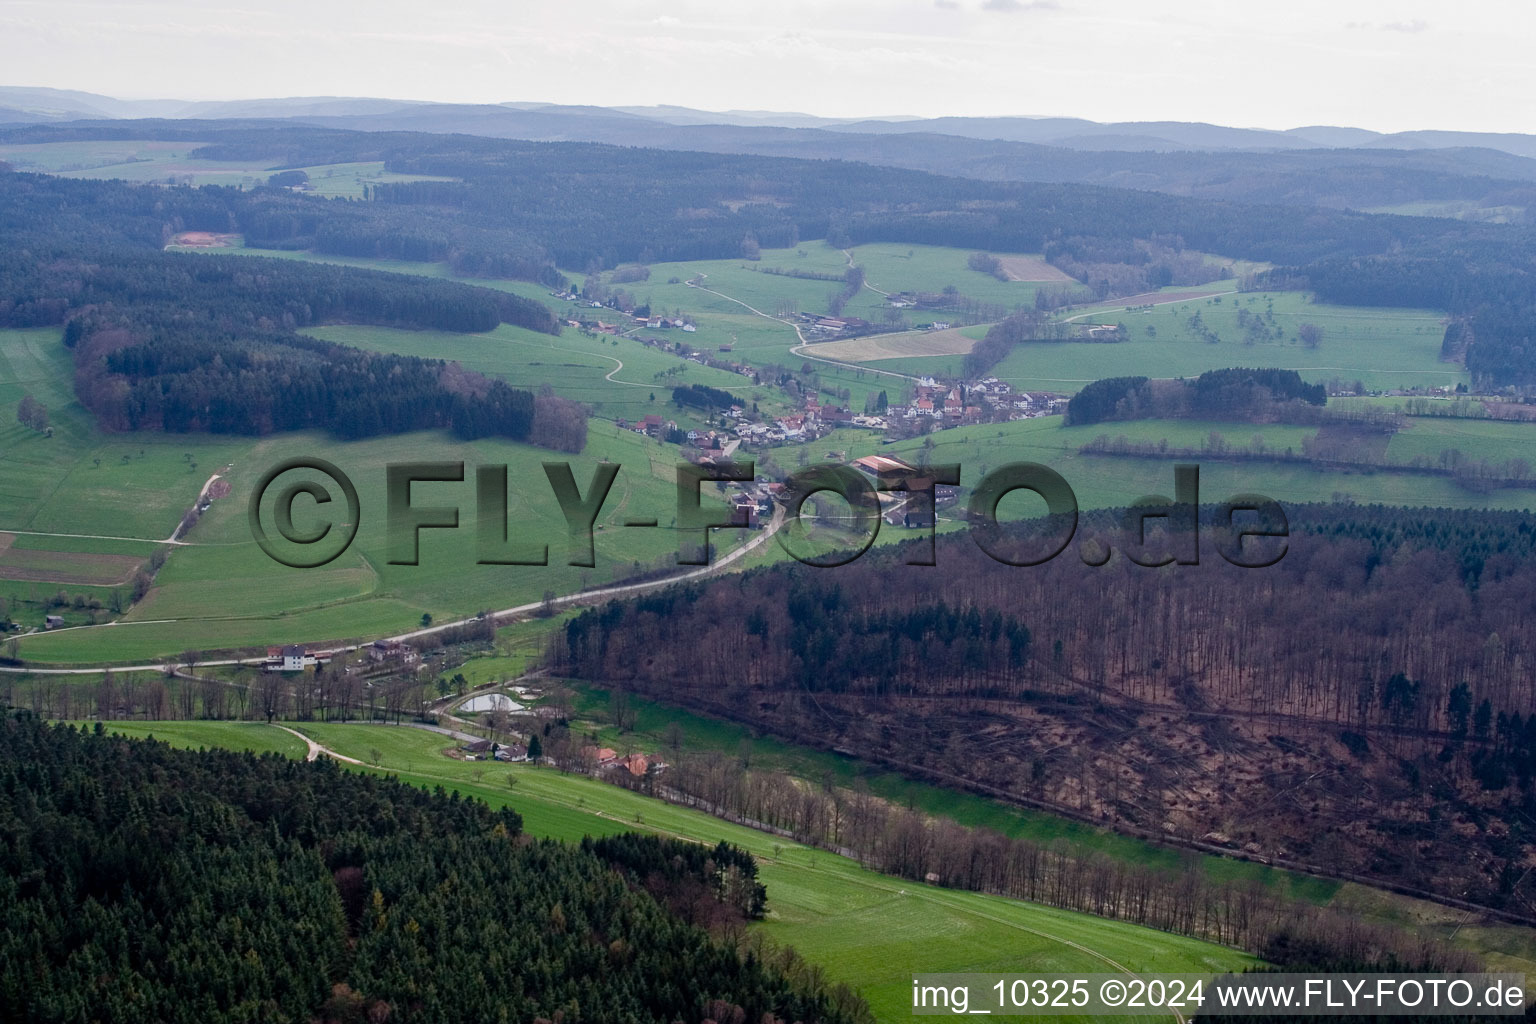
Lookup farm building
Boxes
[853,454,916,477]
[367,639,418,664]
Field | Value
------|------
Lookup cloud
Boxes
[653,15,681,27]
[933,0,959,8]
[980,0,1059,12]
[1346,19,1429,33]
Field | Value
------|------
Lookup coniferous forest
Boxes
[0,716,861,1024]
[0,171,567,441]
[9,120,1536,389]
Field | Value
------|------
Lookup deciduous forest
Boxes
[553,505,1536,914]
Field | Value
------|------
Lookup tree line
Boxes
[562,740,1477,974]
[0,715,864,1024]
[1064,368,1326,426]
[0,172,585,444]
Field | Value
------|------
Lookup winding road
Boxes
[0,505,785,675]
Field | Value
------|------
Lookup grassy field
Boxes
[2,312,762,664]
[82,718,1255,1021]
[76,719,312,758]
[200,243,1003,413]
[209,245,1456,430]
[0,327,251,539]
[12,420,745,664]
[306,322,770,426]
[1385,416,1536,466]
[792,413,1536,515]
[851,242,1086,309]
[0,140,453,196]
[974,292,1458,394]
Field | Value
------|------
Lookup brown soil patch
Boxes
[0,533,13,557]
[169,231,240,248]
[1312,423,1393,462]
[996,255,1077,283]
[813,326,981,363]
[0,548,145,586]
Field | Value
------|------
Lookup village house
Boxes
[367,638,419,664]
[265,644,315,672]
[853,454,917,478]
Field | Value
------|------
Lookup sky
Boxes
[2,0,1533,133]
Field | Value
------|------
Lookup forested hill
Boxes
[10,120,1536,386]
[0,171,577,441]
[0,716,862,1024]
[552,504,1536,913]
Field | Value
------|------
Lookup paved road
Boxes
[0,506,784,675]
[383,504,783,644]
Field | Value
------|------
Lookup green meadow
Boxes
[12,421,746,664]
[856,416,1536,512]
[980,292,1459,394]
[4,304,769,664]
[80,719,312,759]
[1385,416,1536,466]
[81,718,1256,1022]
[0,139,453,195]
[306,322,769,425]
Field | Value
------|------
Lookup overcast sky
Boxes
[3,0,1532,133]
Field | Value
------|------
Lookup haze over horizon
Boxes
[2,0,1532,135]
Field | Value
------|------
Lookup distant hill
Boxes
[5,88,1536,215]
[9,86,1536,160]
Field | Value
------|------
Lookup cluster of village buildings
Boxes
[618,378,1066,460]
[262,637,418,673]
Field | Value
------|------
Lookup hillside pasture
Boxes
[986,292,1458,394]
[996,254,1078,282]
[809,325,981,363]
[0,538,145,586]
[0,139,455,196]
[305,322,767,426]
[13,421,744,664]
[851,416,1536,513]
[215,720,1256,1022]
[1386,416,1536,467]
[848,242,1079,310]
